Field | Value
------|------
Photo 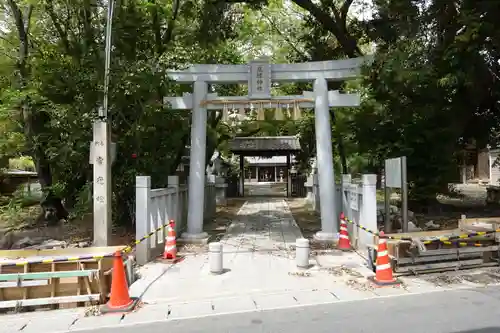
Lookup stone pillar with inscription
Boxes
[92,121,112,246]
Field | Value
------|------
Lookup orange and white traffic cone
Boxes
[368,231,399,286]
[338,213,351,251]
[163,220,177,260]
[101,251,138,314]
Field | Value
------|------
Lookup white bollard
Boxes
[295,238,310,268]
[209,242,223,274]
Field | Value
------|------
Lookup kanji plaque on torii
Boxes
[248,58,271,99]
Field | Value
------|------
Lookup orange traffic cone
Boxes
[163,220,177,260]
[101,251,138,314]
[337,213,351,251]
[368,231,399,286]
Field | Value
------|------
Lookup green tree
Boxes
[353,0,500,208]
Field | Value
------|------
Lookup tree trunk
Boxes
[8,0,68,224]
[36,167,69,222]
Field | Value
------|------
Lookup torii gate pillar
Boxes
[313,77,339,242]
[182,80,209,242]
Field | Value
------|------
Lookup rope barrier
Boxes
[340,214,492,248]
[121,221,173,253]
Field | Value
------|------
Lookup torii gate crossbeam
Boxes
[167,57,369,244]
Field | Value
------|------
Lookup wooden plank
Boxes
[0,259,113,275]
[395,258,484,273]
[383,229,462,239]
[97,259,106,303]
[396,252,482,265]
[23,264,29,301]
[0,280,48,288]
[414,245,499,257]
[0,246,124,260]
[459,215,500,227]
[380,235,497,260]
[0,270,99,281]
[80,263,93,296]
[0,294,101,309]
[0,249,117,308]
[50,262,57,310]
[395,262,499,276]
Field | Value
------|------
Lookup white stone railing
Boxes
[135,175,218,265]
[305,173,377,250]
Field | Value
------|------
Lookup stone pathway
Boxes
[220,198,303,254]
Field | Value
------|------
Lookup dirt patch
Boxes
[424,275,465,286]
[0,207,136,250]
[461,273,500,285]
[287,198,320,238]
[177,198,246,255]
[287,198,345,253]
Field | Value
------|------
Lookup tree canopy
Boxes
[0,0,498,224]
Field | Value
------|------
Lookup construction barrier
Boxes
[0,247,123,310]
[340,213,489,247]
[339,212,500,275]
[0,221,175,268]
[0,220,177,311]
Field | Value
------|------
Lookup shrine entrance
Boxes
[165,56,367,243]
[228,136,301,198]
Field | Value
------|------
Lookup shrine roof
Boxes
[229,136,301,155]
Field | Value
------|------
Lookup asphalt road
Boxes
[74,287,500,333]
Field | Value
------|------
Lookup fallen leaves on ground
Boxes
[345,279,374,291]
[288,271,311,277]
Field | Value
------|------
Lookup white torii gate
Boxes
[165,57,368,243]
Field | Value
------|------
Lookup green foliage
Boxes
[353,0,500,205]
[1,0,499,223]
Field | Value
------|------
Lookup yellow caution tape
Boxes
[1,221,175,267]
[341,214,492,247]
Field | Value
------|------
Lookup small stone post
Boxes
[209,242,223,274]
[215,176,227,206]
[168,175,180,233]
[295,238,310,268]
[361,174,377,253]
[135,176,151,266]
[206,174,216,218]
[312,174,320,213]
